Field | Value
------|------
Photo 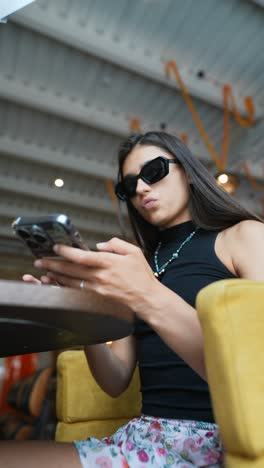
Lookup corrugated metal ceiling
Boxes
[0,0,263,277]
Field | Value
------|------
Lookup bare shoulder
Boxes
[222,220,264,279]
[225,219,264,244]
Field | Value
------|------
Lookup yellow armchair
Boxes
[55,349,141,442]
[56,279,264,468]
[197,279,264,468]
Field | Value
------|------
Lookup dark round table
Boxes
[0,280,135,357]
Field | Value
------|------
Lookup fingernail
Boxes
[41,276,49,283]
[96,242,107,249]
[34,260,42,268]
[53,244,59,253]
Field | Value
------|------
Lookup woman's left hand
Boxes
[33,237,158,312]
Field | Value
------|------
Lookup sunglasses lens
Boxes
[115,177,137,201]
[123,177,138,199]
[141,157,167,184]
[115,182,127,201]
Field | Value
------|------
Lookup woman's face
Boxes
[122,144,192,230]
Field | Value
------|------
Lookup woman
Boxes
[2,131,264,467]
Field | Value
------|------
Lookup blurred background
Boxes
[0,0,263,281]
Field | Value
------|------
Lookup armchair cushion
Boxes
[56,349,141,441]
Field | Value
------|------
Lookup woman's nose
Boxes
[136,178,151,194]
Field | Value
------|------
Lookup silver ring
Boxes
[80,279,85,289]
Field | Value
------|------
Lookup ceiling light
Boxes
[215,172,240,194]
[54,178,64,188]
[218,173,228,184]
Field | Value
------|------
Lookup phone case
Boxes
[12,214,85,258]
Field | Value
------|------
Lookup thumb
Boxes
[96,237,138,255]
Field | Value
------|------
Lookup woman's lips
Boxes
[142,199,157,210]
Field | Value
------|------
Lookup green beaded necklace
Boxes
[153,228,198,278]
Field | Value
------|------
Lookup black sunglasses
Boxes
[115,156,178,201]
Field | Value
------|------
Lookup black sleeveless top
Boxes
[135,220,236,422]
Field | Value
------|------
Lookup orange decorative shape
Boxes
[164,60,255,172]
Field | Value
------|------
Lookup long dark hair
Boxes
[116,131,262,255]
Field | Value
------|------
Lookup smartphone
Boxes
[12,214,87,258]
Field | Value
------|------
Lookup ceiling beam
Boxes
[0,134,116,180]
[0,74,128,138]
[0,173,115,214]
[1,126,263,182]
[0,73,211,161]
[0,78,263,182]
[12,5,263,118]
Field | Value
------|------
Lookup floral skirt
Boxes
[74,415,224,467]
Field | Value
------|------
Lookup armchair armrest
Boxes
[196,279,264,467]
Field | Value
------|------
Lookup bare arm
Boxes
[84,334,137,397]
[136,282,208,379]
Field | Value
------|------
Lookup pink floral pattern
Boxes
[74,415,224,467]
[95,455,112,468]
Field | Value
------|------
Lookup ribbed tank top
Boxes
[135,220,236,422]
